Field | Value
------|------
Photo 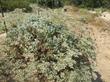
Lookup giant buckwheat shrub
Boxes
[0,16,96,82]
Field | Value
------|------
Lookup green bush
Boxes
[1,0,110,11]
[0,0,31,12]
[0,16,96,82]
[72,0,110,8]
[22,6,32,13]
[36,0,64,8]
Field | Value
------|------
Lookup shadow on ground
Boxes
[92,72,104,82]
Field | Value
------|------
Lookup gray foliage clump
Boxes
[0,16,96,82]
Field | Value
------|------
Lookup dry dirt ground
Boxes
[63,7,110,82]
[0,7,110,82]
[88,23,110,82]
[90,17,110,82]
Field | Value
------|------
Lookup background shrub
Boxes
[0,0,31,12]
[33,0,64,8]
[34,0,110,9]
[22,6,32,13]
[0,16,96,82]
[1,0,110,11]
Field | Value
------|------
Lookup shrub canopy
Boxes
[0,0,31,12]
[0,16,96,82]
[1,0,110,11]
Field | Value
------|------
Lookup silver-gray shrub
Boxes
[0,16,96,82]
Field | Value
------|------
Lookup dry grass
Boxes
[0,33,6,59]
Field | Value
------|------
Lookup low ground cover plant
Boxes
[0,16,96,82]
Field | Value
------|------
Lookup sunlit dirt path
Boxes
[64,8,110,82]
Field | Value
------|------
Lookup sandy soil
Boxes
[101,12,110,21]
[88,24,110,82]
[95,13,110,82]
[86,12,110,82]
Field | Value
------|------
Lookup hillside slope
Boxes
[91,14,110,82]
[0,6,110,82]
[66,9,110,82]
